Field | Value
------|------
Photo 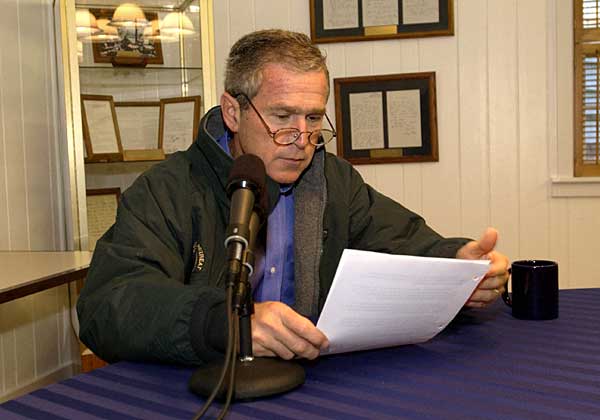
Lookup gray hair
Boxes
[224,29,329,106]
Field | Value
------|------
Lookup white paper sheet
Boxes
[316,249,490,355]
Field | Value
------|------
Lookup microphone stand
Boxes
[190,213,305,402]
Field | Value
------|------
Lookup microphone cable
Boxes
[191,283,235,420]
[215,314,239,419]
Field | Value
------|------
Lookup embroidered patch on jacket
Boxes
[192,242,205,272]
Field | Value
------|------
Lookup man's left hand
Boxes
[456,227,510,308]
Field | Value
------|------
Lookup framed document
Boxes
[310,0,453,44]
[81,94,123,162]
[159,96,202,154]
[114,101,165,161]
[334,72,438,165]
[86,188,120,251]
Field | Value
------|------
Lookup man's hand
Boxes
[456,227,510,308]
[251,301,329,360]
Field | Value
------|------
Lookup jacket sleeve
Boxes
[344,162,471,257]
[77,168,227,365]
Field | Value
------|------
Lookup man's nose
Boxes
[292,131,311,148]
[292,118,311,148]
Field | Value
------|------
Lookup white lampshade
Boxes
[143,19,177,42]
[160,12,195,36]
[76,9,101,37]
[84,18,120,43]
[109,3,148,28]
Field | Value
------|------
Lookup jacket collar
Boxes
[190,106,233,192]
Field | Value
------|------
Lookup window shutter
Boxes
[575,0,600,176]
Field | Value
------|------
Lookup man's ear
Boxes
[220,92,241,132]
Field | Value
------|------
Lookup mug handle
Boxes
[502,267,512,307]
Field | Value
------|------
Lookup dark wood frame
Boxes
[114,101,165,161]
[81,94,124,163]
[90,8,164,67]
[158,96,202,154]
[310,0,453,44]
[334,72,438,165]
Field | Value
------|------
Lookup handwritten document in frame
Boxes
[323,0,358,29]
[115,102,165,161]
[334,72,438,165]
[81,95,123,162]
[115,103,160,151]
[349,92,385,150]
[159,96,201,155]
[86,188,120,251]
[310,0,453,43]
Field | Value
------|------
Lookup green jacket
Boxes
[77,107,469,365]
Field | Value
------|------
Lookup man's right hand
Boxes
[251,301,329,360]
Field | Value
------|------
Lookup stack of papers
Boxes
[316,249,490,355]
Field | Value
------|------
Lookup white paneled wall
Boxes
[0,0,77,401]
[212,0,600,289]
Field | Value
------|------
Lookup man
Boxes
[78,29,509,366]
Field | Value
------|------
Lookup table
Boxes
[1,288,599,419]
[0,251,93,304]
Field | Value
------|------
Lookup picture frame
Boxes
[81,94,123,163]
[334,72,438,165]
[310,0,453,44]
[86,188,121,251]
[158,96,202,155]
[114,101,165,161]
[90,8,164,67]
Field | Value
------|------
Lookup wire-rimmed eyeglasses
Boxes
[235,93,336,149]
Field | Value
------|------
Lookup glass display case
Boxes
[56,0,215,251]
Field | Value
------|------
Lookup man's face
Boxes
[228,64,329,184]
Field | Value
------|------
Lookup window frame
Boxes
[574,0,600,176]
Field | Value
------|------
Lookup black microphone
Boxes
[224,154,268,266]
[189,154,305,405]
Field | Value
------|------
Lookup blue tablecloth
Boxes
[2,288,599,419]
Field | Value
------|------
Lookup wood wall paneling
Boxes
[0,46,9,250]
[2,0,30,250]
[487,0,520,260]
[456,0,491,239]
[228,0,255,52]
[569,199,600,288]
[13,296,36,388]
[517,0,550,259]
[419,34,462,237]
[254,0,288,30]
[32,289,60,376]
[550,198,571,289]
[22,0,55,251]
[289,0,311,34]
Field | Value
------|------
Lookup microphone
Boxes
[224,154,268,266]
[189,153,305,405]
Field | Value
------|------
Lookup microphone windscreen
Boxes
[227,154,273,216]
[227,154,266,191]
